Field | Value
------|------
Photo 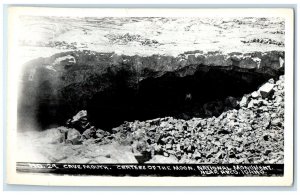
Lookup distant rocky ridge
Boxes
[18,17,285,58]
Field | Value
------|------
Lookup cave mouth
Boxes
[87,67,279,131]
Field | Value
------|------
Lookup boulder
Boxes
[70,110,87,123]
[247,99,258,108]
[96,129,110,139]
[271,118,282,126]
[239,96,248,107]
[82,126,97,139]
[259,83,274,99]
[67,110,91,133]
[166,144,172,149]
[66,129,82,145]
[38,127,82,145]
[251,91,260,99]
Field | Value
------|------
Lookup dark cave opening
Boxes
[17,50,285,132]
[87,67,278,130]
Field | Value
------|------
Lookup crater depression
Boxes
[19,50,284,131]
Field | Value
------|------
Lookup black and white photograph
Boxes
[5,7,294,186]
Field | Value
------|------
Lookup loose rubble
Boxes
[22,76,284,164]
[111,75,284,164]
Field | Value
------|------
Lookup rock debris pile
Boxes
[112,75,284,163]
[37,75,284,164]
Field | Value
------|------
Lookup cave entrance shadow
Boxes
[87,67,277,131]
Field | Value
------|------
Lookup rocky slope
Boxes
[112,76,284,164]
[17,76,284,164]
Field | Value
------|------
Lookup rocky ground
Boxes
[17,75,284,164]
[18,17,284,63]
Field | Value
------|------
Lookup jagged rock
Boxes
[255,112,271,129]
[271,118,282,126]
[82,126,97,139]
[111,126,123,133]
[239,96,249,107]
[133,128,146,140]
[57,126,70,133]
[271,113,277,118]
[69,110,87,123]
[67,110,91,133]
[96,129,106,138]
[251,91,260,99]
[153,144,162,152]
[176,144,182,151]
[66,129,82,145]
[259,83,274,99]
[247,99,257,108]
[166,144,172,149]
[228,120,235,128]
[258,99,269,106]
